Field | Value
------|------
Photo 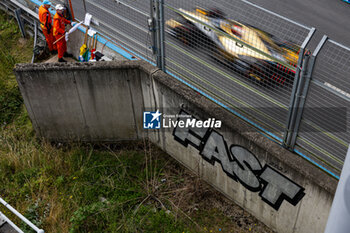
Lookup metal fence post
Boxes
[153,0,162,69]
[289,55,313,148]
[159,0,165,71]
[284,55,310,148]
[289,35,328,149]
[283,28,315,149]
[150,0,165,71]
[149,0,157,56]
[283,49,304,148]
[31,20,37,63]
[14,8,26,38]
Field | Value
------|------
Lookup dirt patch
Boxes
[18,37,28,47]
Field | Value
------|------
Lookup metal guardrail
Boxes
[0,197,44,233]
[2,0,350,178]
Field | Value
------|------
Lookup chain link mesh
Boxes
[295,40,350,175]
[166,0,311,45]
[164,0,313,140]
[65,0,155,62]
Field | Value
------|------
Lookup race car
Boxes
[166,7,301,87]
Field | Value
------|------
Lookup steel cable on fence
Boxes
[166,41,287,109]
[86,0,153,54]
[63,0,155,62]
[87,2,154,62]
[164,4,297,72]
[165,41,290,136]
[162,2,310,142]
[165,56,286,132]
[294,39,350,175]
[297,136,343,168]
[165,59,284,141]
[40,0,149,56]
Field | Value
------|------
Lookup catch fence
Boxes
[163,0,314,143]
[292,37,350,176]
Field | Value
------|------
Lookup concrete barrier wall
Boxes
[14,61,337,233]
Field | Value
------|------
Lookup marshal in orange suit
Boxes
[53,4,72,62]
[38,1,56,53]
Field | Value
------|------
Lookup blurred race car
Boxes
[166,7,301,87]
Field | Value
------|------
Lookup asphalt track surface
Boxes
[50,0,349,176]
[249,0,350,49]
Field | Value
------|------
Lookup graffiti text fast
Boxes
[173,110,305,211]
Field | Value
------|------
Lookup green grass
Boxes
[0,11,273,233]
[0,12,33,125]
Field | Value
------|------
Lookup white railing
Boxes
[0,198,44,233]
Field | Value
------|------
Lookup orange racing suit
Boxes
[38,5,56,51]
[53,12,71,59]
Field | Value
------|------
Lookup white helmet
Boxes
[55,4,65,11]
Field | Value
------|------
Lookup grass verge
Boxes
[0,11,33,125]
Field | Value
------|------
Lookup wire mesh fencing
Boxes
[294,39,350,176]
[67,0,156,63]
[166,0,311,45]
[163,0,314,141]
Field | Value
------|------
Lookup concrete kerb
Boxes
[13,60,338,195]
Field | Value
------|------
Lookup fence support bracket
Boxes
[283,28,316,149]
[283,35,328,149]
[14,8,26,38]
